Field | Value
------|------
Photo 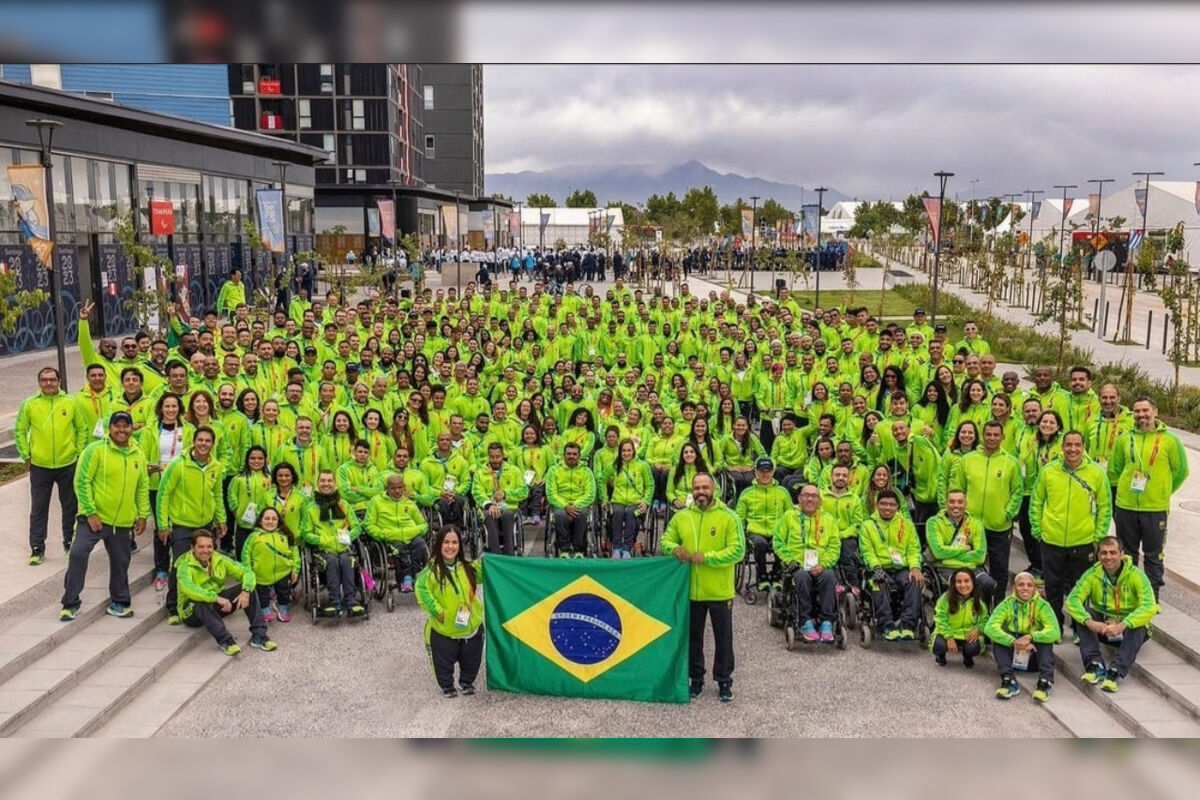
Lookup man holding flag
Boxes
[659,472,745,703]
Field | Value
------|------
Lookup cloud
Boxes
[484,64,1200,201]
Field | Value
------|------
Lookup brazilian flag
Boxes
[484,555,690,703]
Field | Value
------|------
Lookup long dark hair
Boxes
[958,379,987,413]
[945,567,987,618]
[918,381,951,428]
[428,524,477,593]
[672,442,709,489]
[242,445,270,476]
[255,506,295,546]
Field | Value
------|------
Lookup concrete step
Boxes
[11,624,208,737]
[1052,641,1200,737]
[91,618,248,737]
[0,581,166,736]
[1010,669,1132,737]
[1149,603,1200,670]
[0,555,155,685]
[1128,639,1200,723]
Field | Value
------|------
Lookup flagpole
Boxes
[1125,171,1164,341]
[1087,178,1115,340]
[26,118,67,390]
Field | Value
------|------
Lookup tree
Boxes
[565,188,598,208]
[525,192,556,208]
[0,264,49,336]
[757,198,792,229]
[718,198,747,236]
[681,186,720,236]
[113,211,178,332]
[1158,222,1193,409]
[607,200,642,227]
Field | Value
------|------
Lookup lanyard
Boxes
[801,512,823,547]
[1129,431,1163,471]
[1103,416,1122,453]
[1103,571,1121,614]
[871,516,905,548]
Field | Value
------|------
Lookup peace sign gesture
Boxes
[79,299,95,320]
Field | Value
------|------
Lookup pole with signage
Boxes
[24,119,68,388]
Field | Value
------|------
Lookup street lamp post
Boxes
[1053,183,1078,340]
[813,186,828,307]
[516,200,524,254]
[749,195,759,294]
[931,171,954,327]
[1087,178,1115,339]
[25,119,67,389]
[968,178,979,247]
[453,190,463,290]
[1124,171,1165,341]
[272,160,288,311]
[1023,189,1044,278]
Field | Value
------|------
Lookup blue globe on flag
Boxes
[549,593,623,665]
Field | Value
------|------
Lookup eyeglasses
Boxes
[953,359,965,365]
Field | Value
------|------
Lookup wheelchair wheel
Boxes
[767,587,783,628]
[785,623,798,651]
[743,584,758,605]
[836,620,849,651]
[839,590,859,632]
[386,590,395,613]
[311,603,319,624]
[859,624,873,649]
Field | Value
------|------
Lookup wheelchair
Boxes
[767,564,849,651]
[542,503,600,557]
[594,502,662,558]
[299,540,372,624]
[856,566,930,649]
[467,501,526,556]
[734,537,778,606]
[359,529,436,613]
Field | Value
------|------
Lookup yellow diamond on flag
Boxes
[502,574,672,683]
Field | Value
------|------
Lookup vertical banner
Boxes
[740,208,753,237]
[539,211,551,234]
[175,261,191,318]
[1129,229,1144,255]
[1194,182,1200,216]
[376,199,395,243]
[1062,197,1074,219]
[459,209,469,244]
[508,210,521,236]
[922,197,942,247]
[366,207,381,238]
[1087,193,1099,224]
[255,188,285,253]
[143,266,161,330]
[605,210,616,232]
[6,164,54,268]
[1031,200,1042,220]
[588,213,598,234]
[1134,187,1147,218]
[801,205,820,240]
[441,205,458,243]
[150,201,176,235]
[482,209,494,241]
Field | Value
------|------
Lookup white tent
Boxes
[518,207,625,248]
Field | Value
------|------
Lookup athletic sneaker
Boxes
[819,621,835,644]
[963,654,975,669]
[459,684,476,696]
[800,620,819,643]
[1101,674,1122,693]
[612,552,622,560]
[1033,678,1053,703]
[935,653,948,666]
[59,606,78,622]
[899,628,916,640]
[263,609,277,623]
[166,614,181,625]
[106,603,134,618]
[689,680,704,699]
[349,604,366,617]
[153,572,168,592]
[718,682,733,702]
[28,553,44,566]
[277,605,292,623]
[757,580,771,592]
[443,688,458,698]
[250,636,277,652]
[401,575,414,593]
[322,605,339,617]
[884,627,903,642]
[996,675,1020,699]
[221,642,241,657]
[1081,662,1107,686]
[573,552,584,559]
[559,551,571,559]
[622,549,632,559]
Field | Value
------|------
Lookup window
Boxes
[319,63,334,93]
[322,134,335,159]
[298,99,311,129]
[344,169,366,183]
[423,85,434,109]
[241,64,255,94]
[425,135,435,158]
[30,64,62,89]
[351,99,365,130]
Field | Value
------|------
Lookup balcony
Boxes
[258,77,282,95]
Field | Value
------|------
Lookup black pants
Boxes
[29,464,77,555]
[1042,542,1096,628]
[651,468,669,504]
[1115,508,1168,598]
[985,527,1012,598]
[553,508,588,554]
[1077,623,1149,678]
[428,628,484,692]
[392,537,429,579]
[484,509,517,555]
[792,567,837,624]
[759,416,778,455]
[993,641,1055,682]
[932,635,982,663]
[839,538,861,588]
[871,569,921,631]
[436,496,465,528]
[911,499,938,549]
[231,524,255,562]
[61,518,132,609]
[255,577,292,611]
[185,584,267,647]
[164,526,199,614]
[1016,496,1042,573]
[688,599,734,685]
[610,505,640,551]
[748,534,776,584]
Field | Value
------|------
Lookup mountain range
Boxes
[485,160,848,211]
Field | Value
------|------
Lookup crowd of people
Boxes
[12,272,1187,703]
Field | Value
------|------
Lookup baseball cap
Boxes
[755,457,774,471]
[914,307,926,315]
[109,411,133,426]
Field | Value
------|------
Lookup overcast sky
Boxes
[483,64,1200,202]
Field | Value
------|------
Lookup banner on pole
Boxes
[508,210,521,236]
[366,208,380,238]
[1194,182,1200,216]
[539,211,551,234]
[605,210,616,232]
[1032,200,1042,220]
[1134,188,1147,218]
[1062,198,1074,219]
[801,204,820,239]
[482,209,494,241]
[376,199,395,243]
[1087,193,1099,224]
[740,208,753,237]
[1129,229,1144,255]
[6,164,54,268]
[255,188,285,253]
[441,205,457,241]
[150,201,176,236]
[922,197,942,247]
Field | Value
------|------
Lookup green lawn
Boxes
[755,289,918,318]
[0,461,28,486]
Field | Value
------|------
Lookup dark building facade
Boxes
[420,64,484,196]
[0,80,322,354]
